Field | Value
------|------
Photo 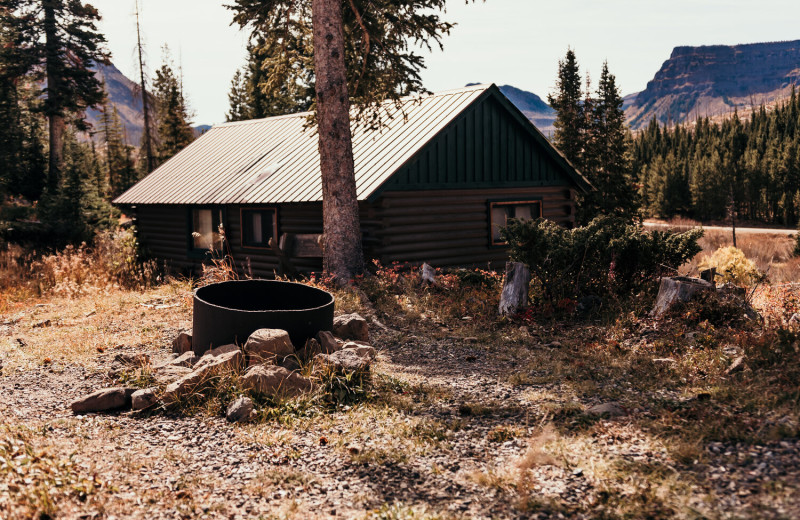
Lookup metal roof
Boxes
[115,84,497,205]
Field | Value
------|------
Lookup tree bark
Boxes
[43,0,63,190]
[312,0,364,283]
[650,276,715,318]
[499,261,531,316]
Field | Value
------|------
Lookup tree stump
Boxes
[421,263,437,285]
[650,276,715,318]
[498,262,531,316]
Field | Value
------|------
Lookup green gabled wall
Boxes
[377,92,573,193]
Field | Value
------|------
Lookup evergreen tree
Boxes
[100,100,137,196]
[547,49,585,169]
[229,0,468,280]
[152,47,194,165]
[226,68,253,122]
[38,131,117,245]
[0,0,109,189]
[579,62,638,223]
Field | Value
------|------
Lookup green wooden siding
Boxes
[380,95,570,192]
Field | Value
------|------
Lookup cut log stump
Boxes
[650,276,715,318]
[498,261,531,316]
[421,263,437,285]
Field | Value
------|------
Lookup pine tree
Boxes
[1,0,109,189]
[226,68,253,122]
[578,62,638,223]
[229,0,468,280]
[547,49,585,169]
[100,100,137,196]
[152,47,194,165]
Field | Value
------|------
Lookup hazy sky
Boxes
[90,0,800,125]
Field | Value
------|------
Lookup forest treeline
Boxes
[0,0,194,246]
[633,89,800,225]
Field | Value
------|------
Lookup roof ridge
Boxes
[213,84,494,129]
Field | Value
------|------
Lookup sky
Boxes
[90,0,800,125]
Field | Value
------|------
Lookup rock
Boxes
[498,261,531,316]
[315,348,372,373]
[587,402,626,418]
[244,329,295,366]
[652,358,676,364]
[156,350,197,369]
[114,353,151,368]
[162,349,243,403]
[316,330,340,354]
[226,396,254,423]
[194,344,241,370]
[726,355,746,375]
[333,313,369,342]
[71,387,136,414]
[131,388,159,410]
[152,365,193,385]
[241,365,313,397]
[421,263,437,285]
[280,355,302,372]
[543,341,562,349]
[341,342,376,360]
[172,332,192,354]
[650,276,715,318]
[298,338,322,362]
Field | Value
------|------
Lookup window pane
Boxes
[251,212,262,244]
[193,209,213,249]
[491,206,509,242]
[515,205,532,220]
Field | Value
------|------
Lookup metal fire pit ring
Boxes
[192,280,334,355]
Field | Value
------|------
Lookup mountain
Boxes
[625,40,800,129]
[86,62,208,145]
[467,83,555,135]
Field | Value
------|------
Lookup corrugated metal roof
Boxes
[114,84,492,205]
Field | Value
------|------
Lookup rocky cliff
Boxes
[625,40,800,129]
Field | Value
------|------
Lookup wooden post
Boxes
[498,262,531,316]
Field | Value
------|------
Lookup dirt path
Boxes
[644,221,796,235]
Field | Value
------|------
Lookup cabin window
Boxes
[489,200,542,245]
[191,207,225,252]
[240,208,277,249]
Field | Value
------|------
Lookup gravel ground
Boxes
[2,300,800,519]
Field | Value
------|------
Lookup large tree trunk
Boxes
[43,0,63,190]
[312,0,364,283]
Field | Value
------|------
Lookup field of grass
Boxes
[1,232,799,518]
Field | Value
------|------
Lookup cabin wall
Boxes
[132,202,380,279]
[369,186,575,268]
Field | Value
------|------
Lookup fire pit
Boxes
[192,280,334,355]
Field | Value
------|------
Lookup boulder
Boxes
[194,344,241,371]
[315,348,372,373]
[332,313,369,342]
[226,396,255,423]
[71,387,136,414]
[172,332,192,354]
[131,388,159,410]
[341,342,376,361]
[280,355,302,372]
[241,365,313,397]
[244,329,294,366]
[316,330,340,354]
[155,350,197,369]
[152,365,193,385]
[298,338,322,363]
[587,402,626,418]
[162,349,243,403]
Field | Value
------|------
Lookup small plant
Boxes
[699,246,762,285]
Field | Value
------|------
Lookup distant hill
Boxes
[625,40,800,129]
[468,83,555,135]
[86,62,208,145]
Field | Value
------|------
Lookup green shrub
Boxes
[500,215,702,302]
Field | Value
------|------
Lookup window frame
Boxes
[187,206,227,258]
[239,207,279,250]
[488,198,543,246]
